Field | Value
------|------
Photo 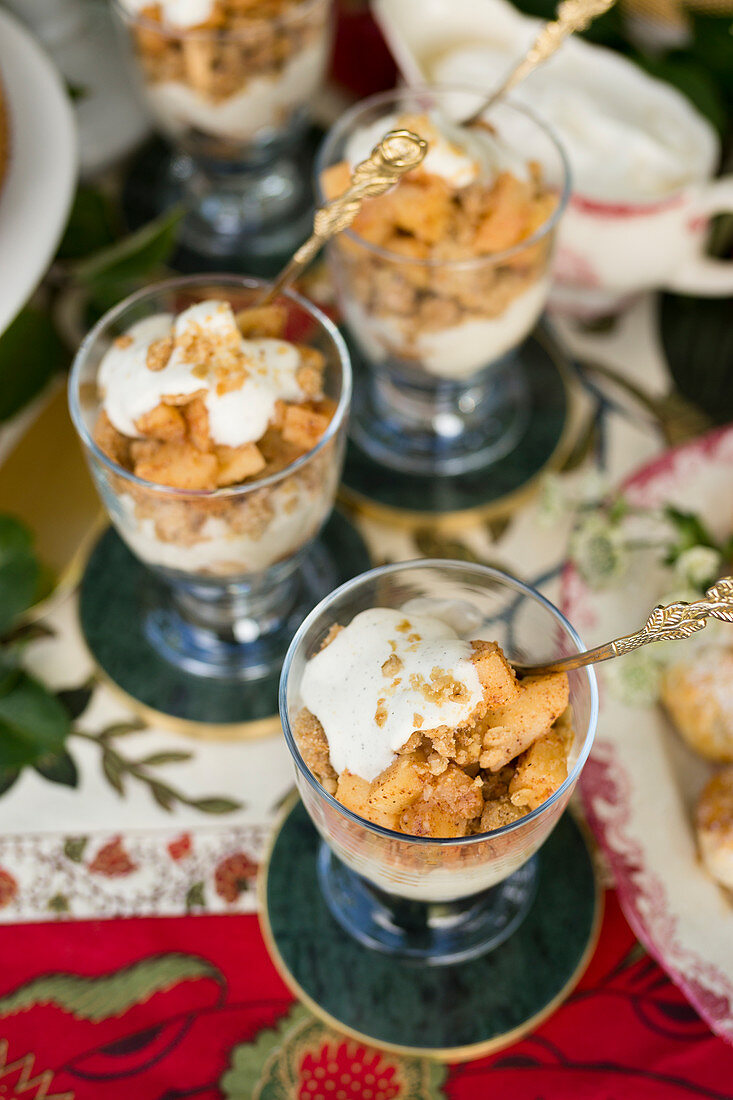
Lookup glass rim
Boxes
[68,272,352,500]
[314,86,572,271]
[111,0,329,37]
[279,558,598,848]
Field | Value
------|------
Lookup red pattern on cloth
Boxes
[0,893,730,1098]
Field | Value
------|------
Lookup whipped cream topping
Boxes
[98,300,304,448]
[120,0,216,29]
[300,607,483,782]
[343,113,481,189]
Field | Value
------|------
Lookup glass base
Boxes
[120,129,321,275]
[317,843,539,966]
[143,538,345,683]
[349,343,530,477]
[340,328,572,525]
[169,150,314,268]
[78,514,370,726]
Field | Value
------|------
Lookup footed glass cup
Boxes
[316,87,570,476]
[280,560,597,964]
[112,0,333,266]
[69,274,351,681]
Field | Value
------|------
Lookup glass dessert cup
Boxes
[69,274,351,682]
[280,560,597,965]
[112,0,333,265]
[316,87,570,476]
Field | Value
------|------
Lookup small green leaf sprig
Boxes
[538,473,733,705]
[0,515,240,813]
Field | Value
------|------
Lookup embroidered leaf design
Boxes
[135,751,192,766]
[63,837,88,862]
[222,1006,312,1099]
[185,882,206,911]
[191,796,241,814]
[101,749,125,796]
[0,953,223,1021]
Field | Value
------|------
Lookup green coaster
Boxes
[340,329,574,530]
[261,799,600,1062]
[79,511,371,737]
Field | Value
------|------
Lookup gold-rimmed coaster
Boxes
[339,329,577,533]
[258,797,602,1064]
[78,512,371,739]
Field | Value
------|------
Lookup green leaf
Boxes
[222,1006,312,1100]
[101,749,125,796]
[663,505,718,562]
[660,294,733,425]
[191,796,242,815]
[73,206,184,308]
[99,720,146,739]
[63,836,88,862]
[688,14,733,102]
[0,953,223,1021]
[0,651,21,697]
[0,515,40,635]
[34,750,78,788]
[0,767,19,796]
[149,781,175,811]
[185,882,206,911]
[57,186,120,261]
[0,309,68,422]
[137,751,192,766]
[65,80,89,103]
[55,683,94,720]
[47,893,70,913]
[0,673,70,768]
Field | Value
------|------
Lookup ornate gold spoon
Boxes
[514,578,733,676]
[256,129,428,307]
[461,0,616,124]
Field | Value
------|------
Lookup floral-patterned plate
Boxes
[563,425,733,1043]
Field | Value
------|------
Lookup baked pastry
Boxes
[661,645,733,762]
[696,767,733,891]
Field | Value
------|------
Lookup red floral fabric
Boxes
[0,892,730,1099]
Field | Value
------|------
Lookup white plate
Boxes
[562,426,733,1043]
[0,8,77,334]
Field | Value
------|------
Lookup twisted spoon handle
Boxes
[514,577,733,676]
[464,0,616,122]
[257,129,428,306]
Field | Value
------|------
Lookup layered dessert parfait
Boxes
[116,0,331,156]
[321,109,562,379]
[294,606,573,840]
[92,297,340,577]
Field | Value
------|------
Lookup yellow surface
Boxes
[0,383,102,616]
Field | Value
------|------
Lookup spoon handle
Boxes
[514,577,733,676]
[465,0,616,122]
[257,129,427,307]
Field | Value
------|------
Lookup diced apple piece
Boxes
[480,672,569,771]
[470,640,520,708]
[368,754,424,815]
[509,727,568,811]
